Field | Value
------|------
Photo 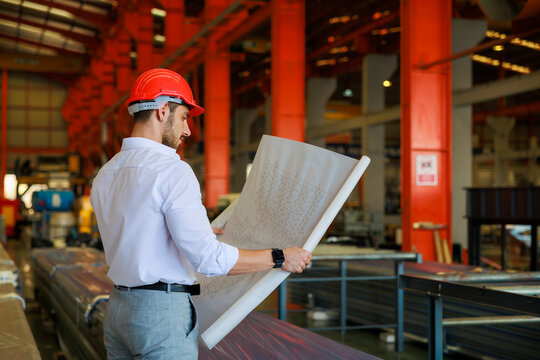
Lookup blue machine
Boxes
[32,190,74,212]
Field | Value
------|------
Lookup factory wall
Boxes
[4,71,67,168]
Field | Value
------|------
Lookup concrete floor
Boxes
[6,238,474,359]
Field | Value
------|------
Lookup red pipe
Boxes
[1,69,6,197]
[419,27,540,69]
[308,10,399,61]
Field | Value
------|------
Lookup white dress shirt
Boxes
[90,137,239,287]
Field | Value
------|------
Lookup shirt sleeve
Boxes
[162,162,239,276]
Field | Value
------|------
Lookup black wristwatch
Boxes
[272,248,285,268]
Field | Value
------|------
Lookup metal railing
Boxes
[400,274,540,360]
[278,251,421,353]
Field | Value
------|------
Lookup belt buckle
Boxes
[115,285,130,292]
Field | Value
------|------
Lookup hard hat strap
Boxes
[127,95,192,116]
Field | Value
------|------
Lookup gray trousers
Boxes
[104,287,198,359]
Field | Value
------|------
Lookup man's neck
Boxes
[131,121,162,144]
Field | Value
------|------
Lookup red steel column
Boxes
[137,0,154,72]
[400,0,452,261]
[1,70,6,197]
[115,28,134,145]
[271,0,305,141]
[162,0,184,53]
[91,59,104,159]
[204,0,231,208]
[102,43,117,108]
[79,75,92,174]
[101,49,115,154]
[116,29,132,94]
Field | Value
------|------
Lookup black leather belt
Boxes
[114,281,200,295]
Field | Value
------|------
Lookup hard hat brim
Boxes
[189,104,205,117]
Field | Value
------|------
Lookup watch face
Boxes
[272,248,284,268]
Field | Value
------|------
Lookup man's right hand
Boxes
[282,247,312,273]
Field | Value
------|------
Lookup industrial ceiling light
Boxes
[471,54,530,74]
[153,34,165,43]
[151,8,167,17]
[486,30,540,51]
[511,37,540,50]
[238,70,250,78]
[316,58,336,66]
[372,10,390,20]
[329,15,352,24]
[383,80,392,87]
[343,89,353,97]
[49,8,75,19]
[501,61,530,73]
[486,30,507,39]
[372,27,400,36]
[21,1,48,12]
[492,45,504,51]
[330,46,348,54]
[19,23,43,35]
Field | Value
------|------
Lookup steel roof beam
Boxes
[0,5,97,33]
[305,69,540,140]
[102,0,248,120]
[307,10,399,61]
[0,13,99,50]
[474,101,540,122]
[454,69,540,107]
[216,3,271,51]
[27,0,112,31]
[0,33,84,56]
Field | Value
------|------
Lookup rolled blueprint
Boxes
[200,136,370,349]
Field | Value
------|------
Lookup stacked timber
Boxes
[0,243,22,295]
[0,278,40,359]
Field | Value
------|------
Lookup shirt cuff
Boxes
[219,243,239,275]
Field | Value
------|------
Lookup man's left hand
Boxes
[212,227,224,235]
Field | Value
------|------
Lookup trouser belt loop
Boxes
[166,283,171,293]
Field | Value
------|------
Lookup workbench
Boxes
[279,244,421,353]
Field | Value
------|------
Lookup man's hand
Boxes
[282,247,312,273]
[212,227,224,235]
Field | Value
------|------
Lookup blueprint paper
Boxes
[194,135,370,349]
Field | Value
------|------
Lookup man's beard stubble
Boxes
[161,114,179,150]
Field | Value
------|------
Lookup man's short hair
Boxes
[133,102,181,123]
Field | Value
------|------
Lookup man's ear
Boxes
[157,103,169,122]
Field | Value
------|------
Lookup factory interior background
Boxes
[0,0,539,359]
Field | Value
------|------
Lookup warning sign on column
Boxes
[416,154,437,186]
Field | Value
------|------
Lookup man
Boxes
[90,68,312,359]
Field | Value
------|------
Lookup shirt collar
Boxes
[121,137,180,159]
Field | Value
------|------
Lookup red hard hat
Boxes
[125,68,205,117]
